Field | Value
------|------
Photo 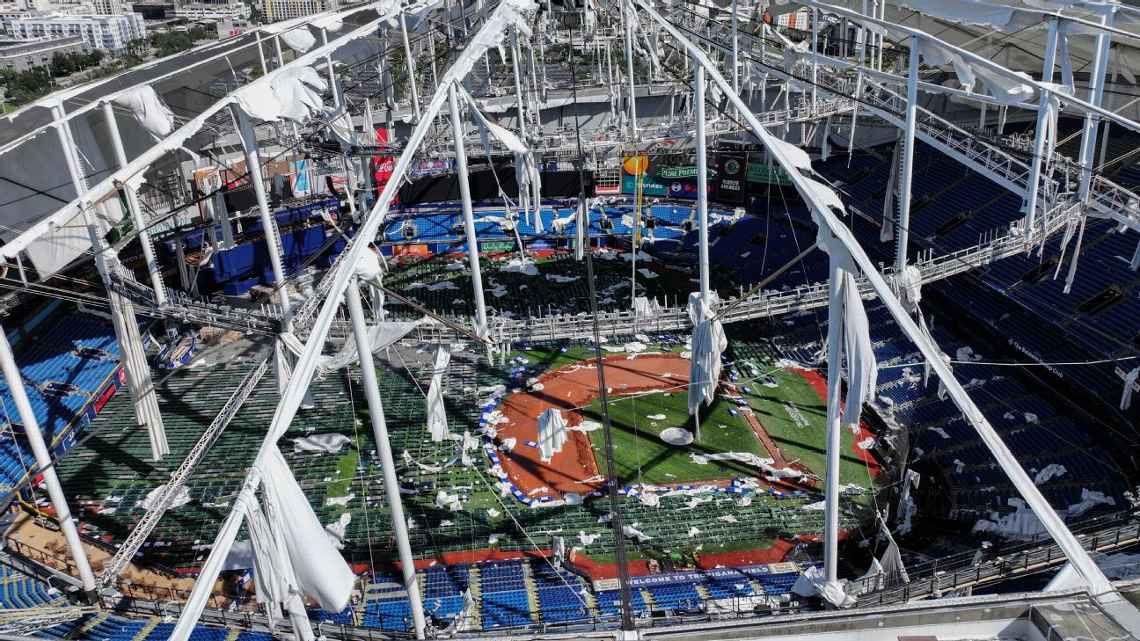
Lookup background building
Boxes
[260,0,335,22]
[0,34,87,70]
[1,12,145,50]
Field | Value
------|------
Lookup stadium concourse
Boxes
[1,0,1140,639]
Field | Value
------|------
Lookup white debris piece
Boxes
[140,484,192,511]
[1034,464,1067,485]
[436,490,463,512]
[293,433,352,454]
[325,493,354,508]
[623,525,652,542]
[324,512,352,549]
[537,408,569,461]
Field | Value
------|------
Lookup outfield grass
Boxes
[512,345,597,372]
[737,364,876,492]
[326,432,361,515]
[581,389,769,485]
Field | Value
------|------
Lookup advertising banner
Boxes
[713,154,747,203]
[622,152,794,201]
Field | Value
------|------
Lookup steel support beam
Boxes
[0,326,97,597]
[230,105,292,322]
[448,84,489,337]
[345,278,426,639]
[1024,18,1059,236]
[401,13,423,121]
[694,57,711,306]
[102,101,168,305]
[894,36,920,272]
[823,252,843,586]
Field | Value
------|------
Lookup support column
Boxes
[174,236,190,290]
[345,279,426,639]
[274,35,285,68]
[102,101,167,305]
[255,31,269,75]
[1077,7,1115,202]
[230,105,292,321]
[694,58,710,306]
[876,0,885,71]
[448,85,489,337]
[623,0,638,137]
[511,29,531,223]
[400,13,422,122]
[0,328,97,598]
[823,252,843,587]
[810,7,819,107]
[322,28,357,219]
[894,36,920,272]
[731,0,739,94]
[1023,19,1059,239]
[60,104,166,461]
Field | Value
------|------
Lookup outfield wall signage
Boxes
[745,162,793,187]
[590,563,799,592]
[714,154,747,203]
[622,152,792,200]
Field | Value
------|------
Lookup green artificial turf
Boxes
[326,433,362,515]
[581,388,768,485]
[511,345,597,372]
[737,365,876,493]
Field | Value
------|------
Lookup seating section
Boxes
[0,562,62,609]
[0,311,121,494]
[356,557,808,632]
[37,613,255,640]
[210,224,334,294]
[380,201,693,248]
[646,584,702,612]
[531,564,590,624]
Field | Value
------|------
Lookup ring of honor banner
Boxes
[621,152,792,201]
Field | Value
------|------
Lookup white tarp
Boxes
[24,201,124,278]
[792,565,855,608]
[279,319,425,374]
[325,512,351,549]
[895,0,1065,33]
[1034,463,1067,485]
[878,538,910,586]
[1122,367,1139,411]
[139,483,191,511]
[537,407,568,461]
[259,447,355,612]
[687,292,727,416]
[973,497,1048,540]
[236,66,327,123]
[280,29,317,53]
[426,346,451,442]
[112,86,176,138]
[840,269,877,428]
[292,433,352,453]
[633,296,661,316]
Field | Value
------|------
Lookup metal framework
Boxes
[0,0,1138,636]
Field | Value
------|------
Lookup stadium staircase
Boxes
[467,565,483,629]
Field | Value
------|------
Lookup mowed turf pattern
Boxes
[736,363,876,493]
[580,357,876,493]
[581,388,769,485]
